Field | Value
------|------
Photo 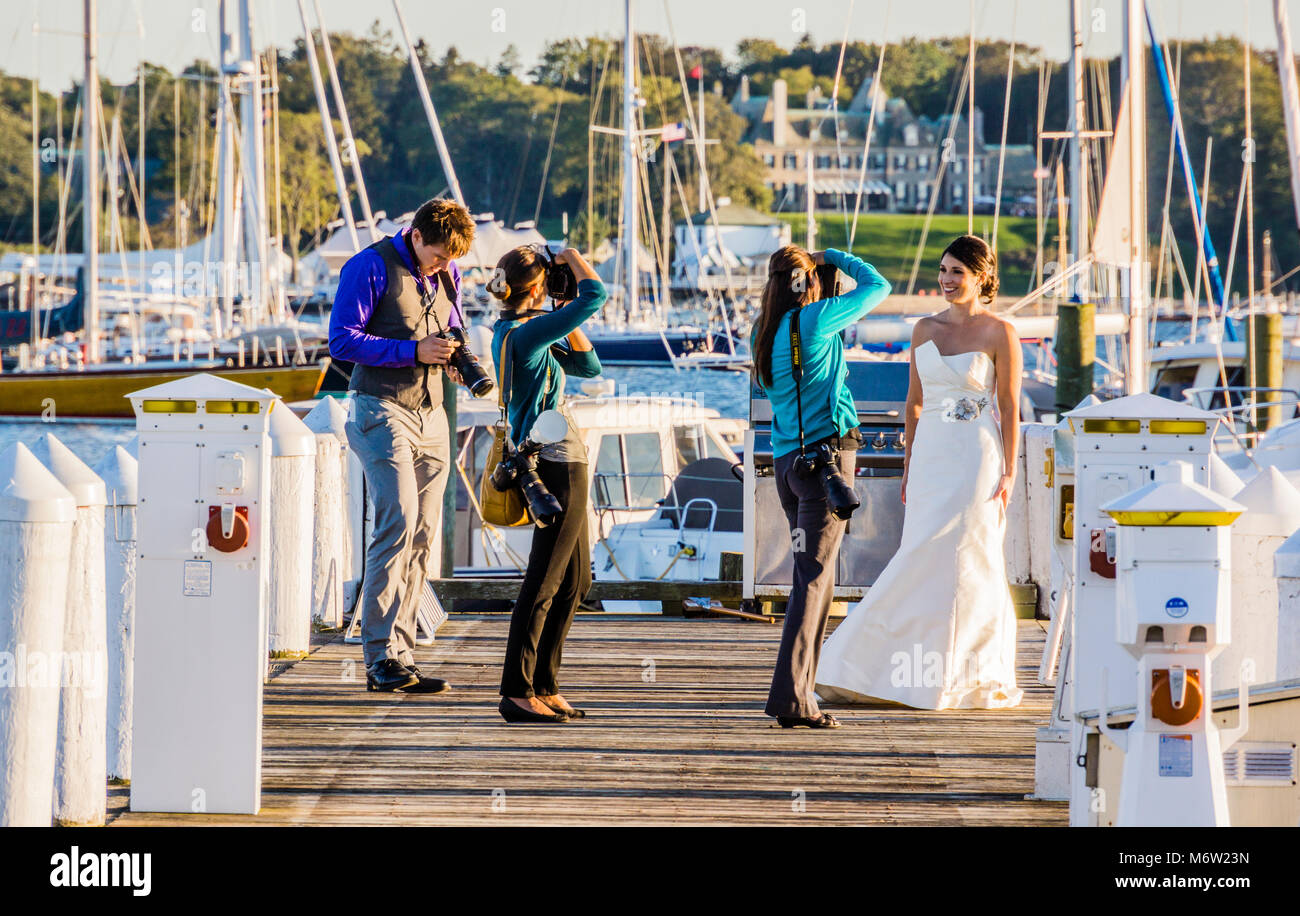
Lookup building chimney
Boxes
[772,78,787,148]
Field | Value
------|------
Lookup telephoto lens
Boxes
[801,442,859,521]
[442,326,495,397]
[518,465,564,527]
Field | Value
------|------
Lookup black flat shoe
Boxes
[539,698,586,718]
[498,697,569,724]
[776,713,841,729]
[400,665,451,694]
[367,659,419,692]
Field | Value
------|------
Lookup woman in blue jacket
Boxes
[751,245,891,728]
[490,246,607,724]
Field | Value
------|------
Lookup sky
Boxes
[4,0,1299,92]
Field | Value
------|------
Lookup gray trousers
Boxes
[766,441,857,718]
[345,393,450,668]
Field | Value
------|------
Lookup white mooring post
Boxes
[94,445,139,782]
[38,433,109,826]
[302,398,347,628]
[1271,513,1300,683]
[1218,467,1300,689]
[128,373,276,815]
[0,443,75,827]
[267,402,316,660]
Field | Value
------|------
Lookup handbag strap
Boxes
[495,327,517,427]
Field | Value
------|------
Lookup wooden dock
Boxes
[108,616,1067,826]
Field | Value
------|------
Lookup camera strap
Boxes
[494,327,518,440]
[788,304,808,458]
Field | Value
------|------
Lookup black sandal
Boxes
[776,713,841,729]
[539,698,586,718]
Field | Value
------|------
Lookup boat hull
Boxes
[0,360,329,417]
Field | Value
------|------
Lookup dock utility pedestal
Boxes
[126,374,277,815]
[1096,461,1248,826]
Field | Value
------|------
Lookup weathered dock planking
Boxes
[107,616,1066,826]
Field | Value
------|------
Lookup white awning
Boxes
[811,178,891,195]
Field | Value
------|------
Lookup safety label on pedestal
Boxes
[1158,734,1194,777]
[183,559,213,597]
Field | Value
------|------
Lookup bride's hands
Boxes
[992,473,1015,511]
[900,466,908,505]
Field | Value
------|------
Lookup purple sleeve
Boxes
[328,249,419,367]
[446,260,463,329]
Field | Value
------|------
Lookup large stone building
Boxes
[732,75,995,215]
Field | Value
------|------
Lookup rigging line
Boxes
[662,0,741,325]
[905,61,969,296]
[991,0,1018,248]
[847,2,890,252]
[533,66,570,226]
[820,0,855,241]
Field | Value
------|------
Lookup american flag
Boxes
[661,121,687,142]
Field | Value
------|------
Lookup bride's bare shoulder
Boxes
[910,315,941,344]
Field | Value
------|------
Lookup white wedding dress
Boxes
[815,339,1024,710]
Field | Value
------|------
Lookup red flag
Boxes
[689,64,703,80]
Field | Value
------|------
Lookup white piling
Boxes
[0,443,75,827]
[267,402,316,659]
[94,445,138,783]
[38,433,108,826]
[1274,528,1300,683]
[305,397,362,611]
[1218,467,1300,689]
[303,399,346,628]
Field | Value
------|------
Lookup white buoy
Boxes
[93,445,138,783]
[267,402,316,660]
[304,397,362,611]
[302,400,346,628]
[37,433,108,826]
[0,443,75,827]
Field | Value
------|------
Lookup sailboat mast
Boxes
[623,0,639,312]
[216,0,236,334]
[238,0,268,329]
[1122,0,1148,394]
[83,0,100,363]
[1272,0,1300,234]
[1067,0,1089,300]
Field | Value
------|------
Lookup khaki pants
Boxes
[346,393,450,668]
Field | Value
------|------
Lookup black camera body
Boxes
[814,263,841,300]
[439,325,495,398]
[793,441,860,521]
[490,436,563,527]
[535,245,578,302]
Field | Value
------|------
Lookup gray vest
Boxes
[348,235,454,410]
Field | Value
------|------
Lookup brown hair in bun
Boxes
[942,234,999,303]
[489,246,546,307]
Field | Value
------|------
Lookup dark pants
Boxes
[766,438,857,718]
[500,459,591,698]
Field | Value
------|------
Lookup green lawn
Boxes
[775,212,1040,295]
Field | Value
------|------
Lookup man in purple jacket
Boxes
[329,198,475,692]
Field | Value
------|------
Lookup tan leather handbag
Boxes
[479,328,530,527]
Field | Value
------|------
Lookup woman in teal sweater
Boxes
[751,245,891,728]
[490,246,606,724]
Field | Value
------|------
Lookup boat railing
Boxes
[1181,386,1300,451]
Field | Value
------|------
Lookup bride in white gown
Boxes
[816,236,1024,710]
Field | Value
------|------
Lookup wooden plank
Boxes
[107,616,1065,827]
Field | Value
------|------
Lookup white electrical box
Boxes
[1062,392,1220,825]
[127,374,278,815]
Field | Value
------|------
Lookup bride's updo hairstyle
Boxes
[942,235,999,303]
[490,246,546,309]
[753,245,820,387]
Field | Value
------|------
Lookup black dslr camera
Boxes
[535,245,578,302]
[489,412,568,527]
[420,284,495,398]
[793,441,860,521]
